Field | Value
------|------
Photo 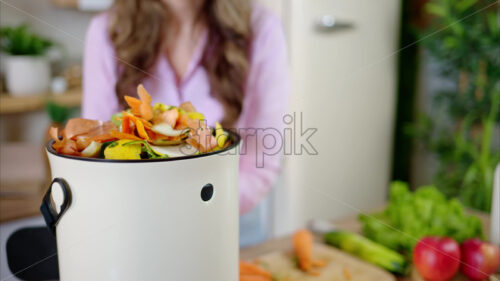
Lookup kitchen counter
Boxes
[240,208,498,281]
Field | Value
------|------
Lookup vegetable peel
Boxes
[104,139,142,160]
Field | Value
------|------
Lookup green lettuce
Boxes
[359,181,483,256]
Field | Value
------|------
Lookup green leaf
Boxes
[454,0,477,12]
[463,165,478,186]
[0,24,52,55]
[443,36,459,49]
[425,2,447,17]
[45,102,70,124]
[449,19,465,36]
[359,182,484,255]
[486,12,499,36]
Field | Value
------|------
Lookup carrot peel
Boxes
[135,119,150,140]
[110,131,143,141]
[239,261,272,278]
[239,261,272,281]
[124,96,141,116]
[122,115,131,134]
[137,84,153,120]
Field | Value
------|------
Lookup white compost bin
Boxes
[41,133,240,281]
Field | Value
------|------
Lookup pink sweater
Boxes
[82,4,290,214]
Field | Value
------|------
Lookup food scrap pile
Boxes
[50,84,230,159]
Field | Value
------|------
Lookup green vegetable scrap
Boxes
[359,181,483,256]
[324,231,408,275]
[110,112,123,127]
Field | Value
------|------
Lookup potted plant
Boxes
[411,0,499,212]
[0,24,53,96]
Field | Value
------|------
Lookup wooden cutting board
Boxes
[253,243,395,281]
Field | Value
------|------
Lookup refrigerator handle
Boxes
[315,15,354,32]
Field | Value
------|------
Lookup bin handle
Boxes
[40,178,71,235]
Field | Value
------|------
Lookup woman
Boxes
[82,0,289,245]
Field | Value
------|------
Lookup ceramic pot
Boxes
[5,55,50,96]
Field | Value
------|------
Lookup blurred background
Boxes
[0,0,498,278]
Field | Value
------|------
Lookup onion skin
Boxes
[413,236,461,281]
[461,238,500,281]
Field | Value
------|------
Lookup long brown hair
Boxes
[108,0,251,127]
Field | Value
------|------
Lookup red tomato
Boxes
[461,238,500,281]
[413,236,461,281]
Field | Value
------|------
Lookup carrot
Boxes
[293,229,313,271]
[124,85,154,120]
[49,126,60,141]
[124,96,142,116]
[152,108,179,127]
[343,267,352,280]
[145,128,160,141]
[124,112,153,129]
[175,113,189,130]
[122,115,131,134]
[293,229,326,275]
[135,119,150,140]
[110,131,142,141]
[239,261,272,278]
[88,134,117,142]
[137,84,154,121]
[88,131,142,142]
[240,276,271,281]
